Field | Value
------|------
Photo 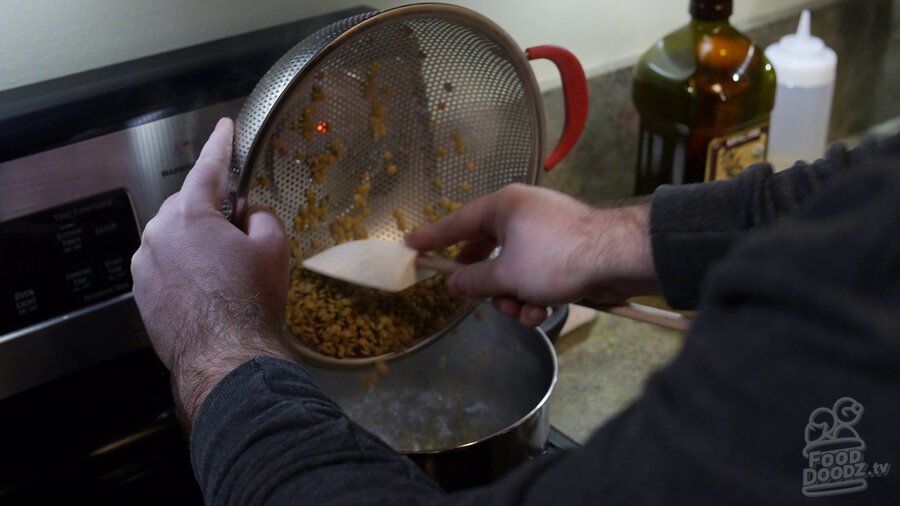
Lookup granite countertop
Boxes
[549,307,685,444]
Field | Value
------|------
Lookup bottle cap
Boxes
[764,10,837,88]
[690,0,732,21]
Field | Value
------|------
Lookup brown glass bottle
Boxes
[633,0,777,195]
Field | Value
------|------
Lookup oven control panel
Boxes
[0,189,140,335]
[0,100,240,399]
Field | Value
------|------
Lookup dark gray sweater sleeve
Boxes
[650,137,896,309]
[191,357,444,505]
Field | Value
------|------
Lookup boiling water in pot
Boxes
[307,302,556,453]
[339,383,517,451]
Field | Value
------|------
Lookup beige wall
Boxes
[0,0,824,92]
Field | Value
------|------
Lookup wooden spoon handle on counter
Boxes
[585,302,691,332]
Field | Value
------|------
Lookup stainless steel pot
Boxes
[306,301,567,490]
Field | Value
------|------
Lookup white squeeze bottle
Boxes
[764,9,838,171]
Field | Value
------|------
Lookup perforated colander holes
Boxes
[240,11,541,261]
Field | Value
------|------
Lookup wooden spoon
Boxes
[301,239,460,292]
[302,239,691,331]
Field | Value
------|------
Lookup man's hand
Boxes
[131,118,292,427]
[406,184,658,326]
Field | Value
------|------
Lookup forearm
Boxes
[171,334,292,426]
[163,294,294,426]
[581,201,659,304]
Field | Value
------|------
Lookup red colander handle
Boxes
[525,45,589,171]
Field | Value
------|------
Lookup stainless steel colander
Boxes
[225,3,587,365]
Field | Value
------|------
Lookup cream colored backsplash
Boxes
[0,0,822,92]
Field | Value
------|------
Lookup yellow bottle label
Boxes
[705,124,769,181]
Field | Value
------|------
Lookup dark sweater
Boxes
[192,135,900,505]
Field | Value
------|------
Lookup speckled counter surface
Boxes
[549,310,685,444]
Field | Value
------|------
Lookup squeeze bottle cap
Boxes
[764,10,837,88]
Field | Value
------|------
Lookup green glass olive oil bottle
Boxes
[633,0,777,195]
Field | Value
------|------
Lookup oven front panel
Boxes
[0,100,240,399]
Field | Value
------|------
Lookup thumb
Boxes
[180,118,233,210]
[244,206,288,253]
[243,207,290,313]
[447,259,514,300]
